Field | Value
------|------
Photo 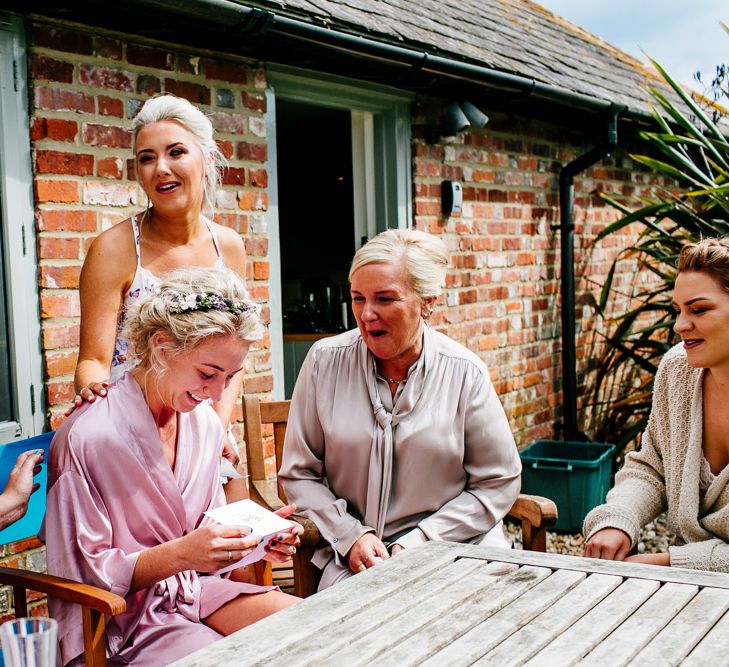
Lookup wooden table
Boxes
[172,542,729,666]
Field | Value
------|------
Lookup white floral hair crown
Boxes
[165,291,261,317]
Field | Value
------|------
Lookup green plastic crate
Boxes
[520,440,615,533]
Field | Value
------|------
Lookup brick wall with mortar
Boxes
[28,21,271,434]
[6,18,662,617]
[2,20,271,619]
[410,99,660,449]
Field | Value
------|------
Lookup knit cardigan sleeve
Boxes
[669,539,729,572]
[583,358,671,547]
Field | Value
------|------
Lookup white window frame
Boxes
[265,65,413,399]
[0,14,44,440]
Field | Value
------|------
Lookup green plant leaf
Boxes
[648,57,727,142]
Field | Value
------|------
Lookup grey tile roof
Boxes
[240,0,673,116]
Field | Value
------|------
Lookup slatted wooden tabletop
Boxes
[172,542,729,666]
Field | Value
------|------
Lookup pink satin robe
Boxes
[43,372,270,666]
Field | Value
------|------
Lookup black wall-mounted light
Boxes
[442,101,471,136]
[428,100,489,143]
[459,101,489,129]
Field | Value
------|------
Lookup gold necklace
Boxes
[380,372,406,384]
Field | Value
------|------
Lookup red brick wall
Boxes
[0,536,47,621]
[410,100,659,448]
[26,20,665,448]
[28,21,270,431]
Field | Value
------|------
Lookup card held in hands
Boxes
[204,498,295,574]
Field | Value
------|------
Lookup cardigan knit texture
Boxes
[584,343,729,572]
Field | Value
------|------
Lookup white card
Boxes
[204,499,295,574]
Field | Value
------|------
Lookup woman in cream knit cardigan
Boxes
[584,237,729,572]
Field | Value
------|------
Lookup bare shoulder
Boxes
[82,217,137,285]
[213,222,247,273]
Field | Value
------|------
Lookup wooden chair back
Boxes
[242,397,291,510]
[243,397,324,595]
[242,396,558,598]
[0,432,126,667]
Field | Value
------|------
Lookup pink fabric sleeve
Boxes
[45,470,141,598]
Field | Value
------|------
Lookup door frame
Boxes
[264,65,413,399]
[0,14,44,439]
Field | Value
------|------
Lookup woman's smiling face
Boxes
[350,261,432,366]
[154,333,250,412]
[673,270,729,369]
[135,120,206,217]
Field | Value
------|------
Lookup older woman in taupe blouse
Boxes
[279,229,521,590]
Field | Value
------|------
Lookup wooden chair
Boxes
[243,396,558,598]
[0,432,126,667]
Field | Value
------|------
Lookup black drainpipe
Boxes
[558,107,622,442]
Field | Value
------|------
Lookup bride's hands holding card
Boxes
[204,499,303,573]
[180,523,261,574]
[262,504,303,563]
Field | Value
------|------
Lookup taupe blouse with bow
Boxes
[279,325,521,589]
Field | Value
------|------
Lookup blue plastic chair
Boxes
[0,432,125,666]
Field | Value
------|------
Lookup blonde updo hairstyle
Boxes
[349,228,449,301]
[122,266,263,377]
[677,237,729,293]
[132,94,226,216]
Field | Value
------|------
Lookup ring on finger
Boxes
[362,555,371,563]
[228,550,233,562]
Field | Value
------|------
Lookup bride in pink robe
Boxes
[43,267,300,666]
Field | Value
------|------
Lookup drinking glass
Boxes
[0,617,57,667]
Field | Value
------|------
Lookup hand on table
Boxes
[583,528,631,561]
[348,533,389,574]
[65,381,109,416]
[625,552,671,566]
[263,504,303,563]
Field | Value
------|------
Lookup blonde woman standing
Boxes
[72,94,246,466]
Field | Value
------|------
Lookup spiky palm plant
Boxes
[588,52,729,457]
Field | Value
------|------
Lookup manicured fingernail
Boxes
[100,390,107,396]
[276,534,284,540]
[258,536,264,543]
[36,450,42,455]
